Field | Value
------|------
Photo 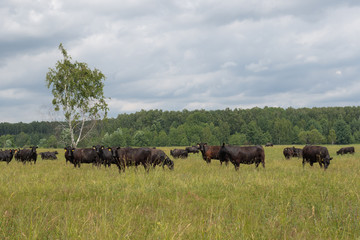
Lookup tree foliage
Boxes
[1,106,360,147]
[46,44,108,147]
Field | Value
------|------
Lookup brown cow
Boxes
[197,142,225,165]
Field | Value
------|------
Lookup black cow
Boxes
[64,146,75,165]
[0,149,15,164]
[40,151,58,160]
[265,143,273,147]
[67,147,100,168]
[170,149,188,159]
[197,143,225,164]
[283,147,294,159]
[94,145,114,167]
[17,146,38,164]
[14,149,21,161]
[283,147,302,159]
[149,148,174,170]
[336,147,355,155]
[302,145,333,170]
[292,147,303,158]
[218,144,265,170]
[185,146,199,154]
[112,147,153,172]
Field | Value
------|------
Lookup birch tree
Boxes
[46,43,108,147]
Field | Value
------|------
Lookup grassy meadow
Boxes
[1,145,360,239]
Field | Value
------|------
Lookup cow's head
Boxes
[197,142,207,153]
[163,157,174,170]
[93,145,104,155]
[30,146,38,153]
[323,155,333,169]
[64,146,75,158]
[111,147,120,158]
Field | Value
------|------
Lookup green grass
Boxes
[1,145,360,239]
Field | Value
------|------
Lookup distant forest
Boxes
[1,106,360,148]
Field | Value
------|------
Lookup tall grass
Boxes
[0,145,360,239]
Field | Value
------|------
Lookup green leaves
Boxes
[46,43,108,147]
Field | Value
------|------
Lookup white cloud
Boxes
[1,0,360,122]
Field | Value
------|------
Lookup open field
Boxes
[1,145,360,239]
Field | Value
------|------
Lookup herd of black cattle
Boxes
[0,143,356,171]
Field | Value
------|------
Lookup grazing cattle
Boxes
[196,143,224,164]
[185,146,199,154]
[265,143,273,147]
[292,147,303,158]
[336,147,355,155]
[283,147,302,159]
[17,146,38,164]
[218,144,265,170]
[40,151,58,160]
[94,145,114,167]
[170,149,188,159]
[0,149,15,164]
[302,145,333,170]
[112,147,152,172]
[283,147,294,159]
[149,148,174,170]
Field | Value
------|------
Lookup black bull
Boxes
[64,147,100,167]
[218,144,265,170]
[111,147,174,172]
[302,145,333,170]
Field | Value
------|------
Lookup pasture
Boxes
[1,145,360,239]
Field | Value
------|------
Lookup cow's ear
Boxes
[222,143,225,146]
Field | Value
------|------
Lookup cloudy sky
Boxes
[1,0,360,123]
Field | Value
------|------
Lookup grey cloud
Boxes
[1,0,360,122]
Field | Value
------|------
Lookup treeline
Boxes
[1,106,360,148]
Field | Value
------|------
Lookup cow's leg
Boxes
[302,158,306,168]
[235,163,239,171]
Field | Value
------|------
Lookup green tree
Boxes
[154,130,169,146]
[308,129,325,144]
[46,135,58,148]
[102,128,126,147]
[334,119,352,144]
[246,121,263,144]
[228,132,247,145]
[46,43,108,147]
[15,132,30,147]
[133,130,149,146]
[298,129,325,144]
[272,118,292,144]
[328,129,336,144]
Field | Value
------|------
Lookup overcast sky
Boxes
[1,0,360,123]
